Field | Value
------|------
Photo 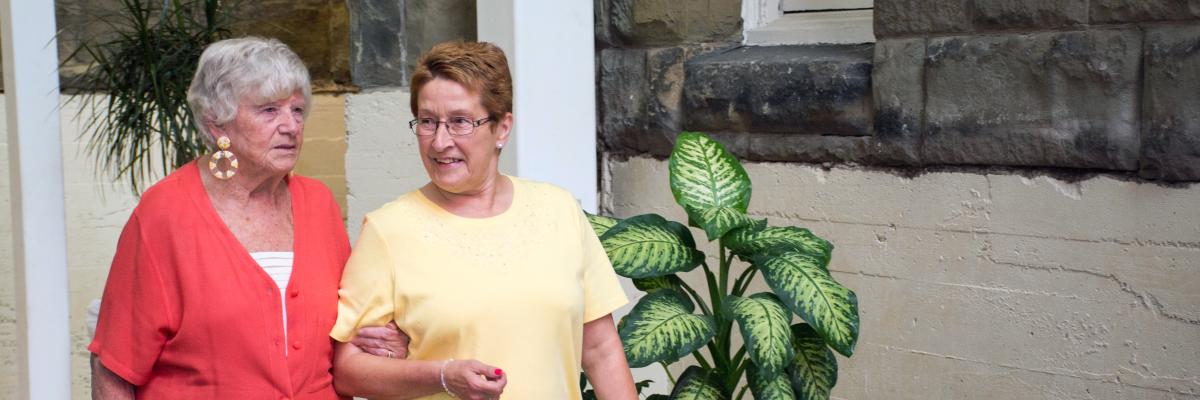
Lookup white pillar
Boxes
[477,0,599,212]
[1,0,73,398]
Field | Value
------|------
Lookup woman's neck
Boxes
[422,174,513,218]
[200,160,291,206]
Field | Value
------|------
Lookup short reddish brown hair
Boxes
[410,41,513,119]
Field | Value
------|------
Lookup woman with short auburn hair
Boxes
[330,41,638,400]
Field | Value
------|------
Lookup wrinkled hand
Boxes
[352,321,410,359]
[444,359,507,400]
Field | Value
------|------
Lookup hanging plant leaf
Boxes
[601,214,705,279]
[726,226,833,265]
[669,366,727,400]
[747,363,797,400]
[752,250,859,357]
[585,212,620,238]
[668,132,754,241]
[789,324,839,400]
[619,290,716,368]
[725,293,795,375]
[633,274,683,292]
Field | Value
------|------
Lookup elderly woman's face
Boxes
[416,77,510,195]
[214,91,306,177]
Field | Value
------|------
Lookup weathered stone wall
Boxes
[348,0,476,89]
[596,0,1200,398]
[2,0,352,92]
[598,0,1200,182]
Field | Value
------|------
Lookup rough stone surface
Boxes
[607,0,742,46]
[43,0,352,91]
[874,0,1088,38]
[1090,0,1200,24]
[403,1,476,82]
[683,45,874,136]
[1141,25,1200,181]
[53,0,130,89]
[232,0,352,89]
[600,45,726,157]
[871,38,926,165]
[604,156,1200,398]
[922,29,1142,170]
[348,0,407,89]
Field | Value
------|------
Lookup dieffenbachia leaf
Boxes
[725,225,833,265]
[669,366,727,400]
[752,250,859,357]
[601,214,704,279]
[585,212,620,238]
[619,290,716,368]
[725,293,795,375]
[789,323,839,400]
[668,132,754,241]
[633,274,683,292]
[747,363,797,400]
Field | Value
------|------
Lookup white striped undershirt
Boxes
[250,251,294,355]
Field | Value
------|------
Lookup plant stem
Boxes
[731,265,757,296]
[660,361,676,386]
[718,242,730,296]
[677,280,713,317]
[690,350,712,370]
[736,268,758,296]
[735,385,751,400]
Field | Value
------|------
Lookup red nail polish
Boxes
[495,368,503,376]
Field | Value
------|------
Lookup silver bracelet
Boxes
[440,359,458,398]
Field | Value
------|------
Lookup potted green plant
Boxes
[583,132,859,399]
[65,0,234,193]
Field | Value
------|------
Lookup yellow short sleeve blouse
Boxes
[331,176,628,399]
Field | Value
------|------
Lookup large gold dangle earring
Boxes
[208,136,239,180]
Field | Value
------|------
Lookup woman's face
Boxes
[211,91,307,178]
[416,77,511,195]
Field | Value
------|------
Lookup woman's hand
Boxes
[352,321,410,359]
[442,359,507,400]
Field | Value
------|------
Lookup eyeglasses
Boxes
[408,116,493,137]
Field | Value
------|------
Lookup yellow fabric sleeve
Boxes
[330,217,396,342]
[578,208,629,323]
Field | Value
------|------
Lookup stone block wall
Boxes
[596,0,1200,397]
[44,0,353,91]
[598,0,1200,182]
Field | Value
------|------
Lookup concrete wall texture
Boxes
[604,156,1200,399]
[0,94,349,399]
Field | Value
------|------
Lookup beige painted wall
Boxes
[0,93,347,398]
[604,155,1200,399]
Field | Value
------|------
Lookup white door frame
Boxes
[1,0,73,398]
[477,0,599,212]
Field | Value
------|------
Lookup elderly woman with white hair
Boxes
[89,37,405,399]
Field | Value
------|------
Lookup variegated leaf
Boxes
[725,293,795,375]
[726,226,833,265]
[619,290,716,368]
[601,214,705,279]
[633,274,682,292]
[789,323,838,400]
[668,132,753,241]
[752,250,859,357]
[585,212,620,238]
[747,363,797,400]
[669,366,727,400]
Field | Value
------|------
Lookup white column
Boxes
[1,0,72,398]
[477,0,598,212]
